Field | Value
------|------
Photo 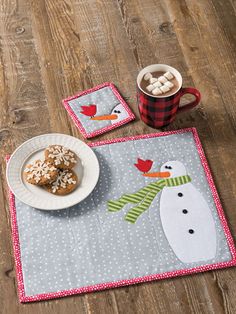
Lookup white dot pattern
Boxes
[15,132,232,296]
[68,86,125,133]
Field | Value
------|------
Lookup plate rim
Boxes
[6,133,100,210]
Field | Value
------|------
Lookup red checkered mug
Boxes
[137,64,201,128]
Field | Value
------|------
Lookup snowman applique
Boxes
[108,159,217,263]
[80,103,129,124]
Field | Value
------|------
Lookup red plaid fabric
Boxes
[137,87,181,128]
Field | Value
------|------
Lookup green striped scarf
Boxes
[107,175,191,223]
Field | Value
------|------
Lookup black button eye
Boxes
[182,209,188,214]
[114,110,117,113]
[188,229,194,234]
[165,165,172,169]
[178,192,183,197]
[117,110,121,113]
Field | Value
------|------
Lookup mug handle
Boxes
[177,87,201,113]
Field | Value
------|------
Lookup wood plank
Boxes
[0,1,50,152]
[164,1,236,313]
[114,283,193,314]
[30,0,142,141]
[0,0,51,313]
[29,0,137,311]
[165,0,236,221]
[165,0,236,232]
[113,0,236,313]
[30,0,82,136]
[71,0,145,140]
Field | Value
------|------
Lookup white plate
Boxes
[6,133,100,210]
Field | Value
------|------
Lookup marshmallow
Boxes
[160,85,170,93]
[152,87,162,95]
[164,71,174,80]
[165,81,174,88]
[153,81,162,88]
[158,76,168,84]
[146,84,155,92]
[150,77,158,84]
[144,72,152,81]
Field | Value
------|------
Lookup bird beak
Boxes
[142,171,170,178]
[90,114,118,121]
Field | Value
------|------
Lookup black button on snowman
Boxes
[177,192,194,233]
[159,161,217,263]
[177,191,195,234]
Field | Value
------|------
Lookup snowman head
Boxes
[110,104,129,124]
[142,160,187,178]
[160,161,187,178]
[90,103,128,124]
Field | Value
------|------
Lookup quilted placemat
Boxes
[63,82,135,138]
[8,128,236,303]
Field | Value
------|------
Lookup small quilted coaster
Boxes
[63,82,135,138]
[8,128,236,302]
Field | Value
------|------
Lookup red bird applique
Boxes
[80,104,97,117]
[134,158,153,173]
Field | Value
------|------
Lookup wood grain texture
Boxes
[0,0,235,313]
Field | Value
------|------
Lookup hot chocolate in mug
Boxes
[137,64,201,128]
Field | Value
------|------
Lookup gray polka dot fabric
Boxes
[13,131,232,297]
[64,83,135,138]
[68,87,118,132]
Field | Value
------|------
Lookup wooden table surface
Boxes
[1,0,236,313]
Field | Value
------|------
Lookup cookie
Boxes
[45,145,77,169]
[24,160,58,185]
[44,169,78,195]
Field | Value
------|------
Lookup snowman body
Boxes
[160,182,217,263]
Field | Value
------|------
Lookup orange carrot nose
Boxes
[90,114,118,121]
[142,171,170,178]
